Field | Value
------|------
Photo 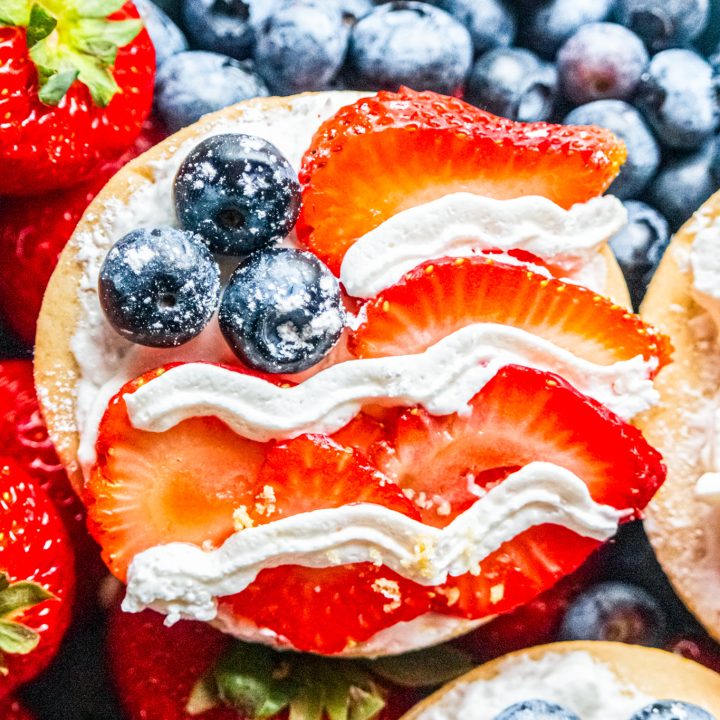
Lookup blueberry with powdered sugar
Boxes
[629,701,716,720]
[219,248,345,373]
[493,700,580,720]
[174,133,301,256]
[99,227,220,348]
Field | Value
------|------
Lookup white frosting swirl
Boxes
[340,193,627,298]
[122,462,623,624]
[122,323,658,444]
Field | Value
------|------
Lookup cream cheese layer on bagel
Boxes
[34,91,634,657]
[401,642,720,720]
[637,190,720,642]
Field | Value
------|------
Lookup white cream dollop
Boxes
[414,651,655,720]
[122,462,623,624]
[122,323,658,445]
[339,193,627,298]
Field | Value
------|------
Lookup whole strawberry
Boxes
[109,607,420,720]
[0,361,103,615]
[0,0,155,196]
[0,117,167,347]
[0,458,75,700]
[0,361,84,537]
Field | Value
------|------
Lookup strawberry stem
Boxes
[0,0,144,107]
[186,641,387,720]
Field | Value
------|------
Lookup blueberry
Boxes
[609,201,669,309]
[493,700,580,720]
[614,0,709,53]
[174,134,300,257]
[646,142,720,231]
[347,2,473,95]
[155,52,268,133]
[635,50,720,150]
[466,48,557,122]
[134,0,188,68]
[557,23,647,106]
[99,228,220,348]
[254,0,349,95]
[182,0,275,60]
[629,701,715,720]
[219,248,345,374]
[427,0,516,54]
[563,101,659,200]
[558,581,667,646]
[518,0,615,60]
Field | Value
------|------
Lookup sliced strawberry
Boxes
[331,412,389,455]
[376,364,664,524]
[349,256,672,371]
[297,88,627,274]
[453,560,596,663]
[372,365,664,619]
[220,435,432,654]
[438,526,601,620]
[86,364,270,582]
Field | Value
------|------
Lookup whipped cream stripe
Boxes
[123,462,624,624]
[124,323,658,443]
[339,193,627,298]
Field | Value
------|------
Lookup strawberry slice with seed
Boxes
[297,87,626,274]
[349,256,671,370]
[86,364,272,582]
[220,435,432,654]
[371,365,665,619]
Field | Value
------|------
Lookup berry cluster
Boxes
[100,134,345,374]
[140,0,720,312]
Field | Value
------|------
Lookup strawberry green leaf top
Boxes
[0,0,142,106]
[0,460,75,700]
[0,573,55,674]
[187,642,386,720]
[0,0,154,195]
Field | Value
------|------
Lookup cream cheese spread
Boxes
[413,651,655,720]
[122,462,624,624]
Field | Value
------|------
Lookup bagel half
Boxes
[636,190,720,642]
[402,641,720,719]
[34,91,632,656]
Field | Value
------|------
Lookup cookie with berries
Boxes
[35,89,666,657]
[636,190,720,645]
[402,642,720,719]
[35,90,633,494]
